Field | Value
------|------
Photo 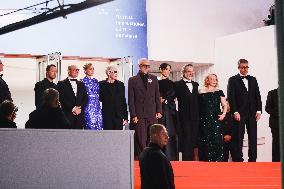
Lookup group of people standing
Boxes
[154,59,263,162]
[29,63,128,131]
[0,58,280,162]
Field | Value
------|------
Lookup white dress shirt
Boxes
[68,77,78,96]
[240,74,248,91]
[183,78,193,93]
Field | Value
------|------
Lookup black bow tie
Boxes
[185,81,192,83]
[70,79,77,82]
[0,74,3,77]
[241,76,248,79]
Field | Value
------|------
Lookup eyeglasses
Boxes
[239,66,249,69]
[141,64,150,68]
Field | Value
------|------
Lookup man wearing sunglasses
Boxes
[227,59,262,162]
[128,58,162,158]
[0,60,12,104]
[57,65,88,129]
[99,66,128,130]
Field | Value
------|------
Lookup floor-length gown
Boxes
[199,90,225,162]
[158,78,179,160]
[81,77,103,130]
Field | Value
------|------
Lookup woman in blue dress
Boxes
[81,63,103,130]
[198,74,228,161]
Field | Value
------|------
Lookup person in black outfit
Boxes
[139,124,175,189]
[0,60,12,104]
[34,64,57,108]
[57,65,88,129]
[265,88,280,162]
[222,101,239,162]
[157,63,179,160]
[25,88,70,129]
[0,100,17,128]
[227,59,262,162]
[174,64,199,161]
[99,66,128,130]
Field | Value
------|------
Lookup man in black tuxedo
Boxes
[174,64,199,161]
[227,59,262,162]
[57,65,88,129]
[99,66,128,130]
[0,60,12,104]
[265,88,279,162]
[139,124,175,189]
[34,64,57,108]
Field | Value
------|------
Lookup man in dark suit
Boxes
[99,66,128,130]
[128,58,162,157]
[26,88,70,129]
[227,59,262,162]
[0,60,12,104]
[34,64,57,108]
[174,64,199,161]
[265,88,279,162]
[57,65,88,129]
[139,124,175,189]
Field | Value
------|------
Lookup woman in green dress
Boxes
[198,74,228,162]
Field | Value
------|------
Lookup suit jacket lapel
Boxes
[65,78,76,98]
[181,80,191,94]
[136,74,147,93]
[237,74,247,91]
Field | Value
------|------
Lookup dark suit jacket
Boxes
[128,73,162,119]
[0,75,12,104]
[265,88,278,128]
[99,80,128,120]
[57,78,88,129]
[174,80,199,122]
[227,74,262,116]
[139,143,175,189]
[34,78,57,108]
[0,117,17,128]
[25,106,70,129]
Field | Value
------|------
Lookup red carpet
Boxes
[134,161,281,189]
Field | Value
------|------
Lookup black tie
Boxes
[241,76,247,79]
[0,74,3,77]
[185,81,192,83]
[70,79,77,82]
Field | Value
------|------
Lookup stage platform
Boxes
[134,161,281,189]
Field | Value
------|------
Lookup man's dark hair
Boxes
[150,124,165,138]
[159,63,171,70]
[0,100,17,118]
[42,88,59,107]
[238,59,248,67]
[46,64,56,72]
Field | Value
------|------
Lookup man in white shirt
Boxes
[57,65,88,129]
[174,64,199,161]
[227,59,262,162]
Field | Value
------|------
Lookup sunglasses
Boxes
[141,64,150,68]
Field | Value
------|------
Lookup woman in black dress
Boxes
[158,63,179,160]
[198,74,228,161]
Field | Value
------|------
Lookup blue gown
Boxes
[81,77,103,130]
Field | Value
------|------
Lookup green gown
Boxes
[199,90,225,162]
